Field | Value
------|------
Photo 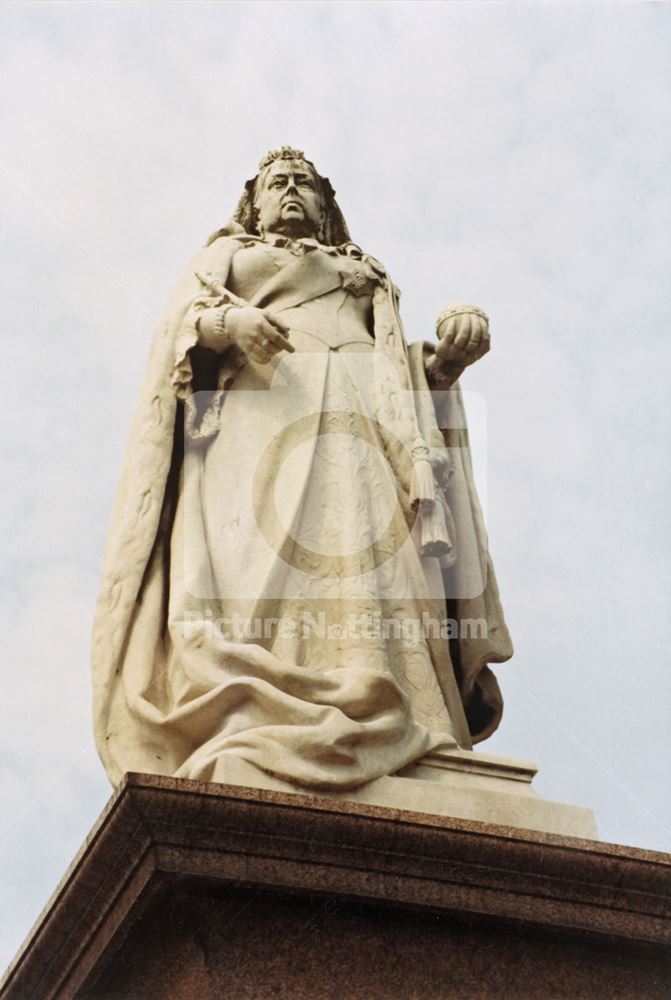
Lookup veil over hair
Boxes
[206,148,352,247]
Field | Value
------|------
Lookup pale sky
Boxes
[1,0,670,971]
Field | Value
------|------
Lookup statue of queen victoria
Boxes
[92,147,513,791]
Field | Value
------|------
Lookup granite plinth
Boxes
[2,774,669,1000]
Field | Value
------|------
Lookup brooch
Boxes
[341,264,371,295]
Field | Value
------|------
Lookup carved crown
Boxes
[258,146,307,171]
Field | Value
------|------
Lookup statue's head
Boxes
[253,148,326,240]
[209,146,351,246]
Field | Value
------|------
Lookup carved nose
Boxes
[282,185,302,207]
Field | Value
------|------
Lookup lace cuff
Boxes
[171,273,248,443]
[172,271,248,400]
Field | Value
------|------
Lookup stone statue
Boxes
[92,147,512,792]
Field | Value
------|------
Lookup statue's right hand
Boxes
[227,306,294,364]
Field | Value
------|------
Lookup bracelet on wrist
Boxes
[213,303,239,341]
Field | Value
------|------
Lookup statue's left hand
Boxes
[434,303,490,372]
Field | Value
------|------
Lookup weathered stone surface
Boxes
[2,775,668,999]
[188,746,598,839]
[92,146,514,795]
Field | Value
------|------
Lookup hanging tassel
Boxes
[417,496,454,558]
[409,455,436,509]
[374,279,456,561]
[410,447,454,556]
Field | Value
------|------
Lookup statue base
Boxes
[2,774,668,999]
[199,747,598,839]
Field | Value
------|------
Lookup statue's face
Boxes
[255,159,324,239]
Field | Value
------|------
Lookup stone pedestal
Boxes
[205,747,598,839]
[2,774,669,999]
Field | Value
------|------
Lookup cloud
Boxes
[0,0,669,968]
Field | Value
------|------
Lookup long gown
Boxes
[158,237,471,789]
[93,231,512,791]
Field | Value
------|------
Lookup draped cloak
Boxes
[92,233,513,789]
